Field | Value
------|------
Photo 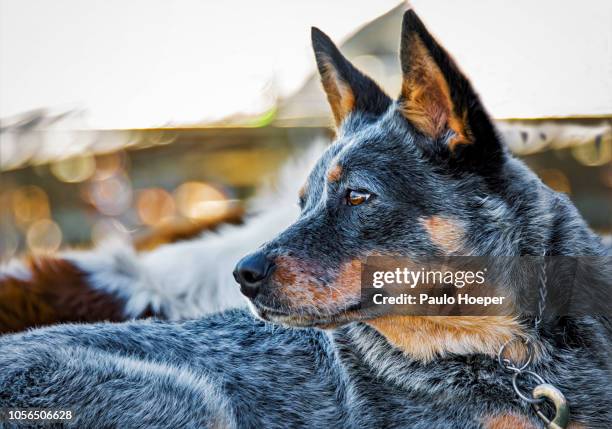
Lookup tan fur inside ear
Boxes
[399,37,470,149]
[319,60,355,126]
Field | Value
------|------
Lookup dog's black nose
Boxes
[233,252,274,299]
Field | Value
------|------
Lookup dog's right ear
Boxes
[398,10,503,170]
[312,27,391,127]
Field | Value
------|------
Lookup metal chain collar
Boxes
[496,254,570,429]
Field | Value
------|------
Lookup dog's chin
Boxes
[248,302,372,330]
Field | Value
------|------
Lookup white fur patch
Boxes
[66,142,326,319]
[0,259,32,281]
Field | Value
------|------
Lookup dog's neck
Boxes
[331,316,609,426]
[332,321,525,401]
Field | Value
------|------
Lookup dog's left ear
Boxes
[312,27,392,127]
[399,10,501,161]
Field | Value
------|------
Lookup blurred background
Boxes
[1,0,611,259]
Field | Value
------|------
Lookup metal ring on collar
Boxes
[512,370,547,404]
[498,337,534,373]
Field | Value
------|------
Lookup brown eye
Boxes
[347,190,371,206]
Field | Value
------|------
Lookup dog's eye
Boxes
[347,190,371,206]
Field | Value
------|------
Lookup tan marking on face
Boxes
[327,164,343,183]
[272,256,361,311]
[399,37,471,148]
[336,259,361,290]
[367,315,537,363]
[419,215,464,253]
[481,413,538,429]
[271,256,299,286]
[320,62,355,126]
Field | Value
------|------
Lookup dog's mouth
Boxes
[250,302,379,329]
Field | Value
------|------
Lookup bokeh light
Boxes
[571,139,612,166]
[94,151,127,181]
[26,218,62,253]
[174,181,230,220]
[11,185,50,229]
[50,154,96,183]
[137,188,176,226]
[87,174,133,216]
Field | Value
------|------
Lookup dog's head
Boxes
[234,10,531,329]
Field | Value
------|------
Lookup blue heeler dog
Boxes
[1,10,610,429]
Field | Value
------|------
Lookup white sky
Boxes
[1,0,611,129]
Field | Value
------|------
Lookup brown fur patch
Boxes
[419,215,464,253]
[481,414,586,429]
[336,259,361,290]
[481,413,537,429]
[367,315,533,363]
[135,205,243,251]
[320,62,355,126]
[0,257,130,334]
[327,164,343,183]
[272,256,360,311]
[272,256,299,286]
[399,37,470,149]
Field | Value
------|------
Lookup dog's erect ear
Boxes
[399,10,500,157]
[312,27,391,127]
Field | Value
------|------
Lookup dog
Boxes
[1,10,610,428]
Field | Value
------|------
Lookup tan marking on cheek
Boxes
[335,259,362,294]
[419,215,464,253]
[272,256,361,310]
[481,413,537,429]
[272,256,319,307]
[367,315,536,363]
[272,256,299,285]
[327,164,343,183]
[304,259,361,307]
